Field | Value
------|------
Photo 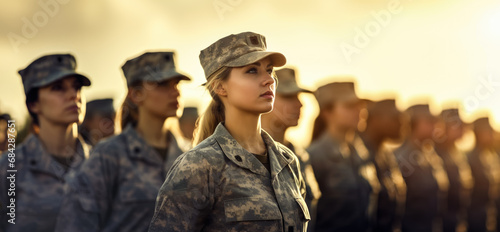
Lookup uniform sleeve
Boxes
[148,150,216,232]
[55,144,119,232]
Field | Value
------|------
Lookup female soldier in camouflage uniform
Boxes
[55,51,190,232]
[148,32,310,232]
[0,54,91,232]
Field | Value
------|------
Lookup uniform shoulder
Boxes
[176,136,224,166]
[90,133,127,153]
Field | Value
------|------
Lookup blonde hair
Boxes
[193,67,232,145]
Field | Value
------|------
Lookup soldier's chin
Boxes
[258,104,274,114]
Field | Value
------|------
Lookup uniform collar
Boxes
[123,124,182,165]
[212,123,294,178]
[26,134,89,180]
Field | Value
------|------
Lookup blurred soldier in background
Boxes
[434,108,472,232]
[467,117,500,232]
[308,81,372,232]
[56,51,190,232]
[394,104,448,232]
[79,98,116,146]
[0,54,91,232]
[261,67,321,231]
[178,106,198,141]
[353,99,406,232]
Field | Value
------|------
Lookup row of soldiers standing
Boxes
[0,48,499,232]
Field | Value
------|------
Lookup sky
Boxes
[0,0,499,147]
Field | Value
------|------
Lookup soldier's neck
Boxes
[224,107,266,155]
[37,121,78,157]
[261,116,287,144]
[136,110,169,149]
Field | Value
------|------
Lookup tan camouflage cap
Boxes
[122,51,191,86]
[18,54,91,95]
[473,117,493,132]
[199,32,286,80]
[406,104,436,121]
[367,99,400,116]
[314,82,360,109]
[275,68,312,95]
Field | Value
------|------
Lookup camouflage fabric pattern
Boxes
[199,32,286,80]
[18,54,91,95]
[55,125,184,232]
[0,135,90,232]
[149,123,310,232]
[122,51,191,86]
[275,68,312,95]
[307,132,372,232]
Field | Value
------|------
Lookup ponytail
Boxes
[310,102,335,144]
[193,67,232,145]
[117,82,142,131]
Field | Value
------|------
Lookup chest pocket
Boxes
[224,197,282,222]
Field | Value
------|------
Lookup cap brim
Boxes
[277,86,313,96]
[32,70,91,90]
[225,51,286,68]
[142,70,191,83]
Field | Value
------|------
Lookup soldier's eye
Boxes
[267,69,273,74]
[51,83,63,91]
[246,67,258,74]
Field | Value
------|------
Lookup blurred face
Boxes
[30,76,85,126]
[380,111,402,139]
[446,122,464,142]
[413,116,435,140]
[324,100,361,131]
[134,78,181,119]
[219,57,276,114]
[85,113,116,138]
[270,93,303,128]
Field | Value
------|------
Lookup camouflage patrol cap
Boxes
[85,98,115,118]
[314,81,360,109]
[473,117,493,132]
[18,54,91,95]
[439,108,463,125]
[122,51,191,86]
[367,99,400,116]
[406,104,436,121]
[275,68,312,95]
[199,32,286,80]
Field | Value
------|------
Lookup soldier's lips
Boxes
[260,91,274,99]
[66,105,80,112]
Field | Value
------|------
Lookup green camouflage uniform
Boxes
[149,123,310,232]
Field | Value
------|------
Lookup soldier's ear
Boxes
[128,85,145,105]
[28,101,40,114]
[213,82,227,97]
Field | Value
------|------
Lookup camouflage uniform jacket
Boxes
[0,134,89,232]
[55,124,184,232]
[148,123,310,232]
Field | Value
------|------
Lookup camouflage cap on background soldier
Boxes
[473,117,494,132]
[121,51,191,86]
[85,98,115,118]
[275,68,312,95]
[406,104,436,121]
[367,99,400,116]
[314,81,360,109]
[18,53,91,95]
[199,31,286,80]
